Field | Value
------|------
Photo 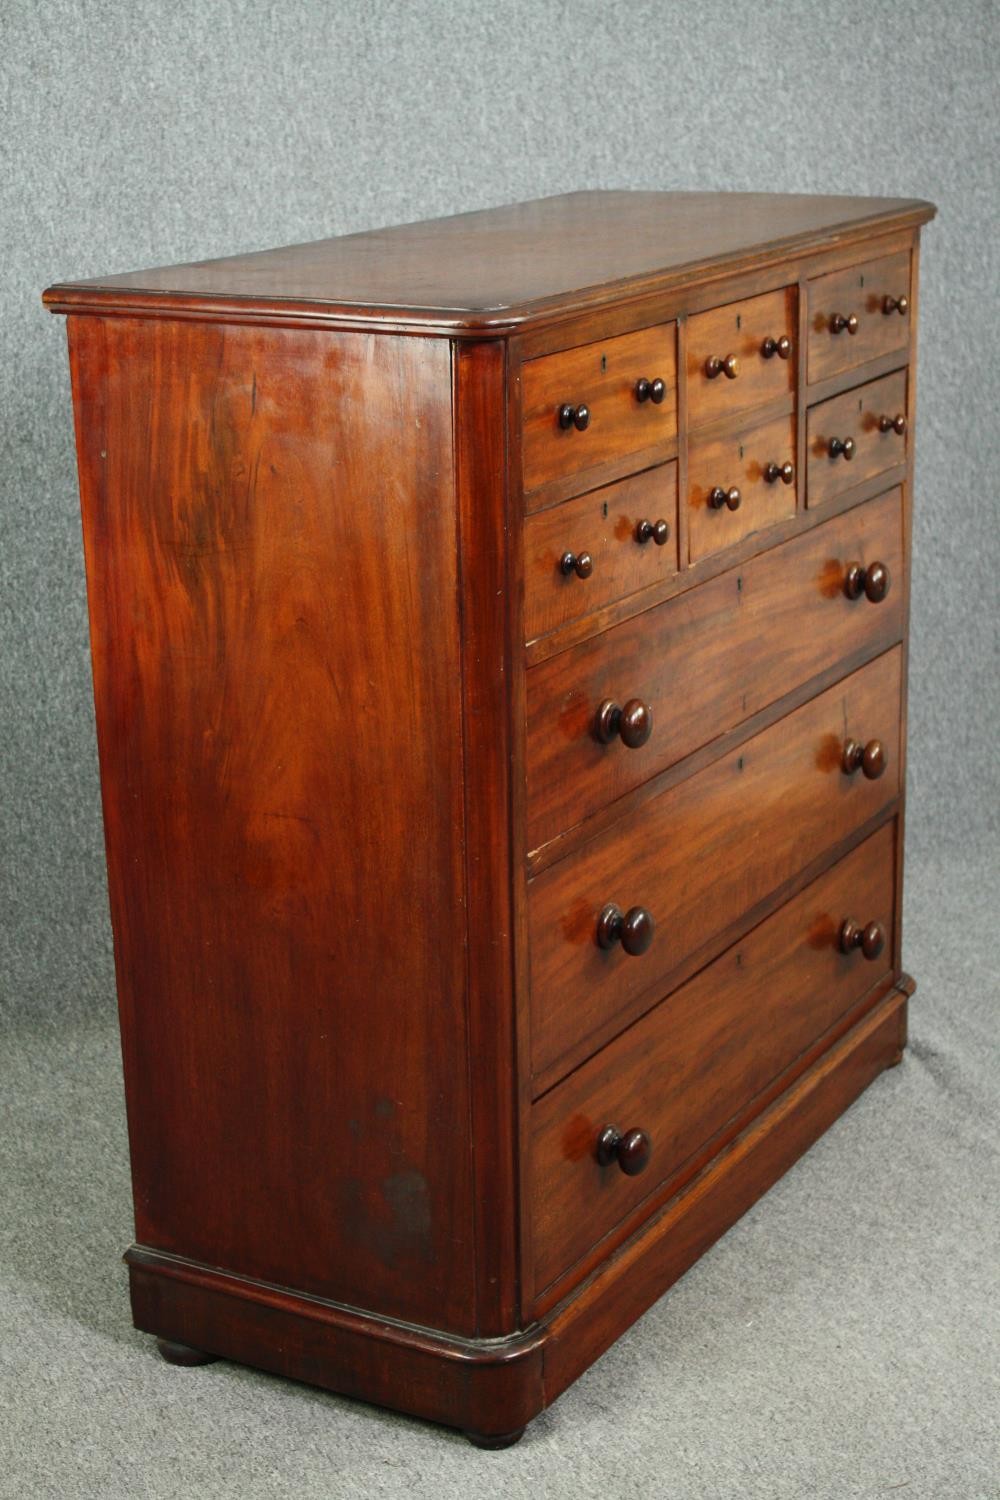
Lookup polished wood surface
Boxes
[525,488,903,852]
[687,411,797,562]
[529,648,901,1086]
[530,824,895,1296]
[807,250,911,384]
[686,287,796,430]
[808,369,908,507]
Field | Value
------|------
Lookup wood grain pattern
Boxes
[807,250,911,384]
[69,315,478,1333]
[525,488,904,853]
[529,822,896,1295]
[808,369,908,508]
[686,287,796,430]
[529,648,902,1087]
[523,464,678,641]
[687,411,797,563]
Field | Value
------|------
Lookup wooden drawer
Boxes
[526,488,903,852]
[528,646,901,1088]
[807,370,908,509]
[687,411,796,563]
[686,287,796,431]
[807,251,911,384]
[522,325,677,498]
[523,464,678,642]
[529,822,897,1298]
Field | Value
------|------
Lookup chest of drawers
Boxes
[44,189,935,1447]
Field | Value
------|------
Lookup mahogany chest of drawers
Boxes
[45,189,936,1446]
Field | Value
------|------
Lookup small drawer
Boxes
[807,369,908,509]
[687,412,797,563]
[807,251,911,384]
[528,646,901,1088]
[525,487,903,853]
[522,324,677,498]
[686,287,796,431]
[524,464,678,642]
[528,821,897,1299]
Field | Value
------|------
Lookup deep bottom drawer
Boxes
[529,820,897,1300]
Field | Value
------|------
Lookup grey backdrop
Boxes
[2,3,998,1497]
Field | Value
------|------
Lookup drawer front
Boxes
[807,369,908,509]
[524,464,678,642]
[807,251,911,384]
[529,822,897,1297]
[528,646,901,1086]
[686,287,796,431]
[526,488,903,852]
[522,325,677,497]
[687,412,797,563]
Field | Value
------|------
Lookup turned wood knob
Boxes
[596,903,655,955]
[708,486,742,511]
[844,560,890,602]
[558,402,591,431]
[842,737,888,780]
[828,436,855,461]
[595,698,653,748]
[635,377,667,404]
[879,413,907,435]
[596,1125,652,1176]
[764,460,795,485]
[560,550,593,579]
[838,918,887,960]
[761,335,792,360]
[830,312,859,335]
[882,294,909,316]
[635,517,670,545]
[705,353,740,380]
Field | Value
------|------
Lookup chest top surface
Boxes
[43,189,934,333]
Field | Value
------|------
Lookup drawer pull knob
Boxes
[764,460,795,486]
[558,402,591,432]
[882,294,909,316]
[635,377,667,404]
[596,903,655,955]
[838,918,887,960]
[830,312,859,336]
[708,486,742,511]
[879,413,907,435]
[761,335,793,360]
[705,353,740,381]
[596,1125,652,1176]
[841,737,888,780]
[559,550,593,580]
[843,560,890,602]
[635,517,670,546]
[828,435,856,461]
[595,698,653,749]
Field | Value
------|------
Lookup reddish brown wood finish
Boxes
[808,369,908,508]
[807,250,911,384]
[686,287,797,430]
[687,410,797,562]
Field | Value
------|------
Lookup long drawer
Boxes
[528,646,901,1088]
[526,488,904,853]
[529,821,897,1299]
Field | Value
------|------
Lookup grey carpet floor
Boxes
[1,846,997,1500]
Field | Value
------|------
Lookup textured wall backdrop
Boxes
[2,0,998,1023]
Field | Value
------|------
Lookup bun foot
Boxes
[155,1337,219,1367]
[463,1426,526,1450]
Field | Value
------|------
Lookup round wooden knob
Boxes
[635,377,667,404]
[708,486,742,511]
[882,294,909,316]
[843,561,890,602]
[560,550,593,579]
[838,918,887,960]
[828,436,856,461]
[761,335,792,360]
[879,413,907,435]
[635,517,670,546]
[596,1125,652,1176]
[595,698,653,748]
[558,403,591,431]
[764,460,795,485]
[841,738,888,780]
[596,903,655,955]
[705,353,740,381]
[830,312,859,335]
